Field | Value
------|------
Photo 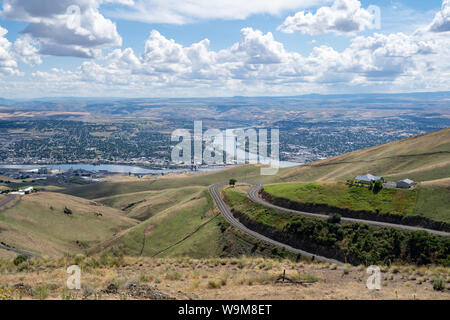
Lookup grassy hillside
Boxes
[413,186,450,223]
[264,182,450,224]
[63,166,270,200]
[91,188,295,260]
[278,128,450,183]
[96,186,207,221]
[0,192,138,256]
[96,189,222,258]
[2,128,448,259]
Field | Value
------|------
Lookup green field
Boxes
[263,182,450,223]
[414,186,450,223]
[263,182,417,217]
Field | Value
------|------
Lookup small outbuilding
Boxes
[396,179,415,189]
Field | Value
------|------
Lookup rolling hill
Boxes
[279,127,450,183]
[0,192,138,256]
[1,128,449,258]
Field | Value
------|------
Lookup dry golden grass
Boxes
[0,256,448,300]
[420,178,450,187]
[0,192,138,256]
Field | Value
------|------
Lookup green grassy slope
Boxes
[92,187,295,259]
[264,182,417,217]
[101,190,223,258]
[413,186,450,223]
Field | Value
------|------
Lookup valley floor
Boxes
[0,257,448,300]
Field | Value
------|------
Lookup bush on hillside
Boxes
[14,254,29,266]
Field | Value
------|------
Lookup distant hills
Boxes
[279,127,450,184]
[1,91,450,103]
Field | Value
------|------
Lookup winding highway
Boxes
[210,181,450,265]
[210,182,344,265]
[247,183,450,238]
[0,243,35,257]
[0,194,16,209]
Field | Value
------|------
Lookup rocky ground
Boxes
[0,256,449,300]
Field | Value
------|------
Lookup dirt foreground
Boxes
[0,256,448,300]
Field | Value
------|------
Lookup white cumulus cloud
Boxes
[0,26,20,76]
[106,0,328,24]
[1,0,123,58]
[278,0,375,35]
[428,0,450,32]
[13,34,42,66]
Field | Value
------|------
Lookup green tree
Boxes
[372,180,383,194]
[229,178,237,187]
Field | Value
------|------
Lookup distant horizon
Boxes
[2,90,450,102]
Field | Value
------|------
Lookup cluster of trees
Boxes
[284,218,449,266]
[346,179,383,194]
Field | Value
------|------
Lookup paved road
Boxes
[247,183,450,238]
[210,182,344,265]
[0,243,35,257]
[0,194,16,210]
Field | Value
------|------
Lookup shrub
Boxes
[165,271,182,281]
[192,280,200,289]
[328,214,341,224]
[13,254,29,266]
[342,265,351,275]
[34,285,49,300]
[432,278,445,291]
[208,280,221,289]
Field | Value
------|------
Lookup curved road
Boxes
[0,194,16,209]
[247,183,450,238]
[210,181,450,265]
[210,182,344,265]
[0,243,35,257]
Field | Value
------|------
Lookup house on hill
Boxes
[397,179,416,189]
[355,174,385,184]
[22,186,34,194]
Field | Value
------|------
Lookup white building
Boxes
[10,191,25,195]
[355,174,385,184]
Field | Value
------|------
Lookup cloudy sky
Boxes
[0,0,449,98]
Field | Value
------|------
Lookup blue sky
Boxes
[0,0,449,98]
